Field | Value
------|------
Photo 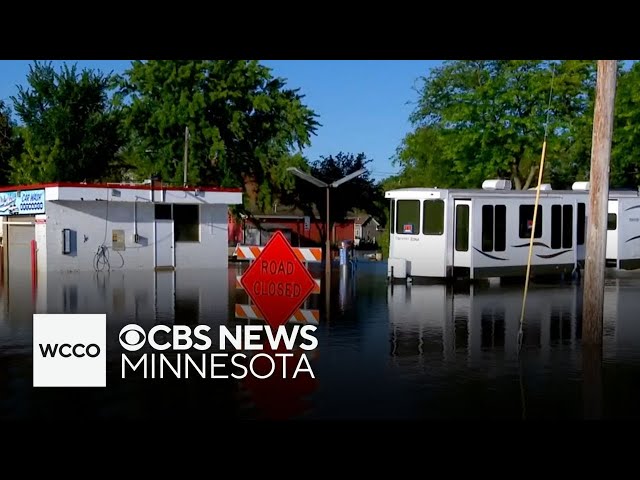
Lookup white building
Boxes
[1,182,242,283]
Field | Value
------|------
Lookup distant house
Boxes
[354,215,383,246]
[228,213,356,248]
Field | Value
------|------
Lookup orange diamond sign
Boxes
[240,231,317,329]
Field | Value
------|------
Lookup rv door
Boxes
[606,199,618,266]
[453,200,472,275]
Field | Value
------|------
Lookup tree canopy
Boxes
[612,61,640,187]
[0,100,14,185]
[118,60,319,211]
[4,58,640,228]
[9,61,122,184]
[393,60,597,190]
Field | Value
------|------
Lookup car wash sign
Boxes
[0,189,46,216]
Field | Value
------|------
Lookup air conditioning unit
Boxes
[572,181,590,191]
[482,179,512,190]
[528,184,553,191]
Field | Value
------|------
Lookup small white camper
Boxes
[385,180,640,281]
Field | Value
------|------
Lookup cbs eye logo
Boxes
[119,324,146,351]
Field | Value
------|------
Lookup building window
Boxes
[481,204,506,252]
[174,204,200,242]
[608,213,617,231]
[455,204,469,252]
[396,199,420,235]
[577,203,586,245]
[155,204,172,220]
[519,205,542,239]
[422,199,444,235]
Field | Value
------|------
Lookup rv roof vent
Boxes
[482,179,512,190]
[572,181,590,191]
[528,184,552,191]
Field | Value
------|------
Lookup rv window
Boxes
[396,200,420,235]
[389,200,395,234]
[455,204,469,252]
[577,203,586,245]
[423,199,444,235]
[562,205,573,248]
[481,205,493,252]
[608,213,617,231]
[551,205,562,249]
[494,205,506,251]
[174,204,200,242]
[519,205,542,239]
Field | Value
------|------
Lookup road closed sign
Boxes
[239,231,317,328]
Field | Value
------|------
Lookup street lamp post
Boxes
[286,167,366,277]
[325,185,330,277]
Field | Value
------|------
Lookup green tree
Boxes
[9,61,122,184]
[0,100,15,184]
[394,60,596,189]
[118,60,318,211]
[612,61,640,187]
[282,152,385,245]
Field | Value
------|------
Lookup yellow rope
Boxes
[518,141,547,351]
[518,65,555,353]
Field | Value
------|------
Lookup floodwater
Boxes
[1,261,640,420]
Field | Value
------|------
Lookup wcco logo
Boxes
[39,343,101,358]
[33,314,106,387]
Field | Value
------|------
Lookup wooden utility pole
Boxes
[583,60,617,345]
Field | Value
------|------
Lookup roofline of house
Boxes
[0,182,243,194]
[246,214,358,222]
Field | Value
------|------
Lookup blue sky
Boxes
[0,60,441,181]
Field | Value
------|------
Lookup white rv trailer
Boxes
[385,181,640,281]
[607,190,640,270]
[385,180,587,281]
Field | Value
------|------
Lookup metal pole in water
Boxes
[325,186,331,279]
[325,186,331,322]
[583,60,617,346]
[183,126,189,187]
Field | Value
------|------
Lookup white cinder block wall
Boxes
[42,201,229,272]
[174,204,229,269]
[45,201,155,272]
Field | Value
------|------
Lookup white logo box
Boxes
[33,314,106,388]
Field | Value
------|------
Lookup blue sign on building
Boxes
[0,189,46,216]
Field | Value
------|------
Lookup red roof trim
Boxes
[0,182,242,193]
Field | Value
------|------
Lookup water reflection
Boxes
[1,262,640,419]
[388,282,581,365]
[0,268,238,420]
[387,279,640,365]
[381,278,640,419]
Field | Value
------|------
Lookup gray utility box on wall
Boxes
[112,229,125,251]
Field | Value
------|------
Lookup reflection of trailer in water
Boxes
[388,282,582,366]
[602,278,640,356]
[385,180,640,281]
